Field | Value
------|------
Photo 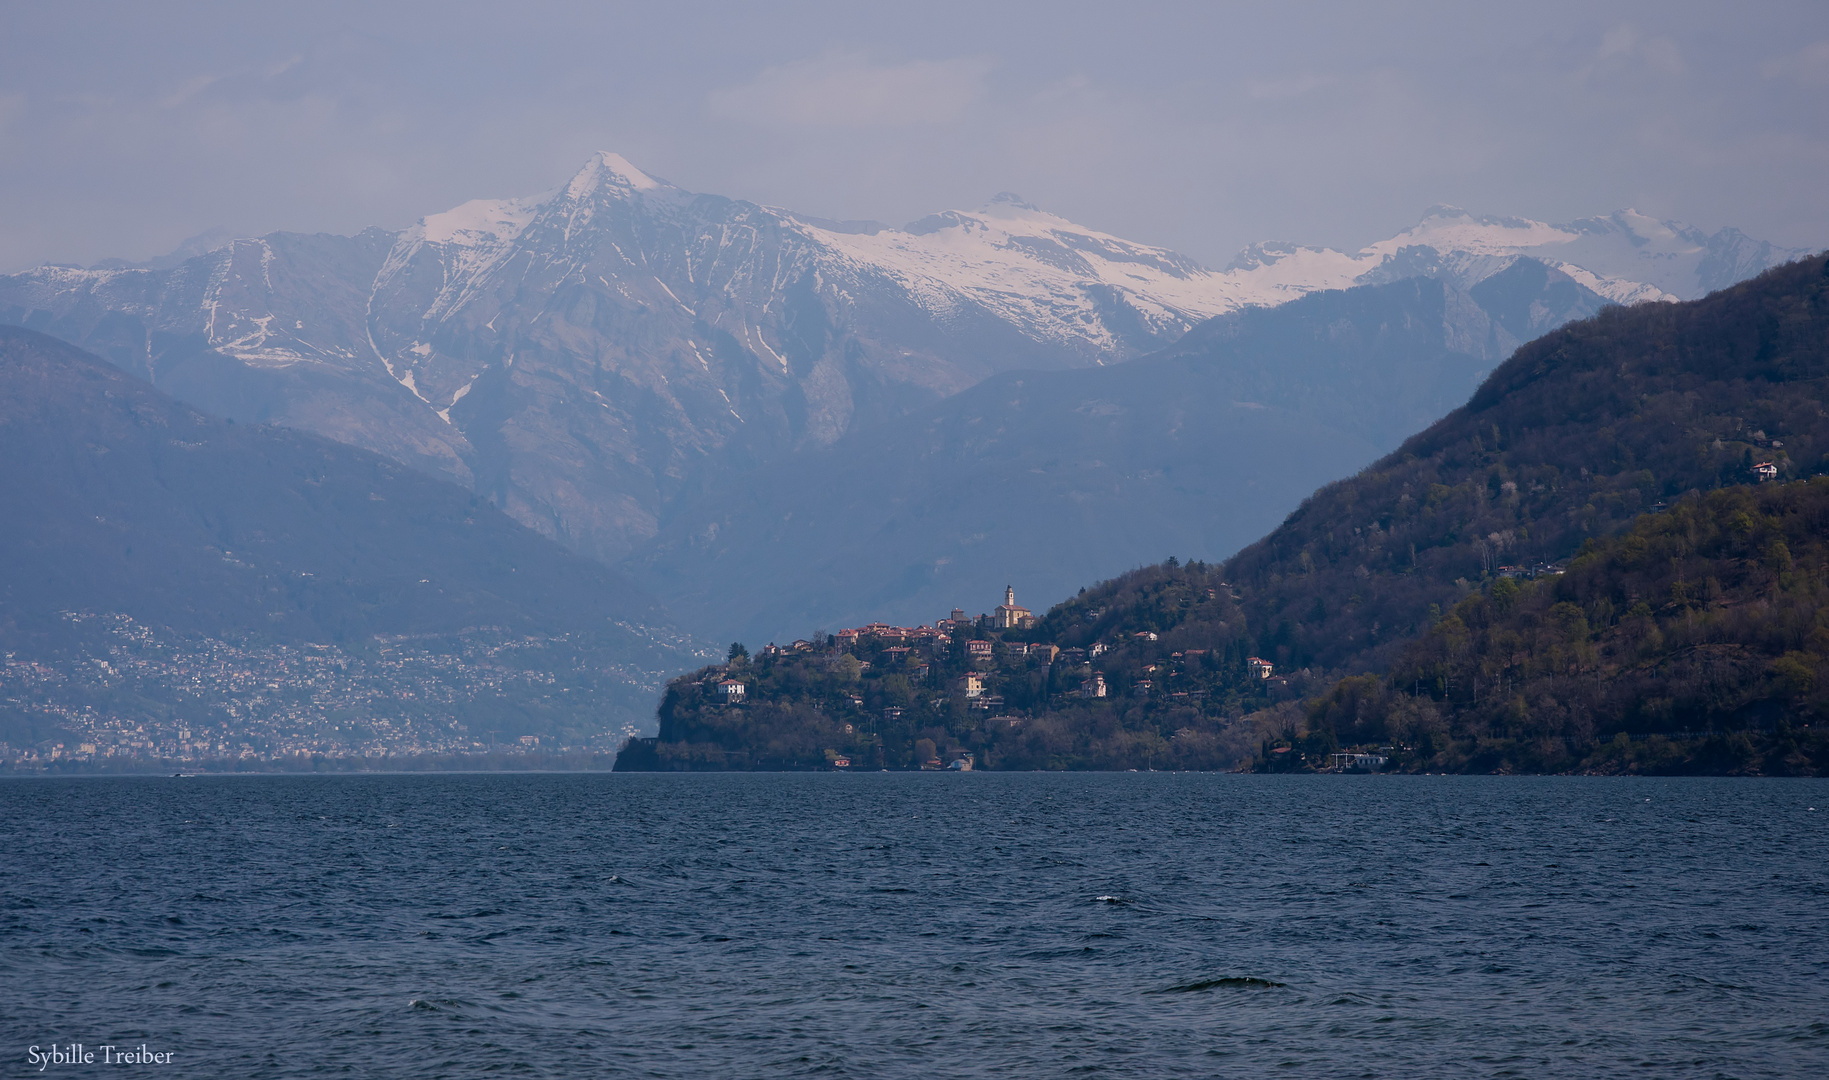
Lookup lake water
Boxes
[2,773,1825,1078]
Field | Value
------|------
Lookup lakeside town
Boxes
[0,611,663,771]
[722,585,1280,717]
[617,569,1309,772]
[5,577,1294,774]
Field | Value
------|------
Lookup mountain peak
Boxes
[565,152,665,200]
[987,191,1039,212]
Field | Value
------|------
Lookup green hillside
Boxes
[1291,481,1829,774]
[1227,253,1829,676]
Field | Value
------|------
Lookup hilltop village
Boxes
[621,482,1829,777]
[616,568,1300,771]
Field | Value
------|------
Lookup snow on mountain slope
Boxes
[1222,205,1807,307]
[419,196,542,245]
[776,196,1805,358]
[7,155,1795,393]
[798,193,1239,357]
[0,152,1808,570]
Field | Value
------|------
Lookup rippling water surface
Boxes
[2,773,1826,1078]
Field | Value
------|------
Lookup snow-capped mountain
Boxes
[1223,205,1801,307]
[0,153,1807,567]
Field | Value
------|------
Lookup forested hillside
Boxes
[1292,481,1829,774]
[1226,253,1829,676]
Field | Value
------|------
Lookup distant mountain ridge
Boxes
[0,327,701,761]
[1225,205,1800,306]
[0,154,1804,573]
[629,262,1619,644]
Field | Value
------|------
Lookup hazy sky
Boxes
[3,1,1826,272]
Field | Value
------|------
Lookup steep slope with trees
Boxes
[1225,253,1829,677]
[1292,481,1829,774]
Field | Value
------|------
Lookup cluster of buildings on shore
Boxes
[0,612,634,770]
[717,587,1052,702]
[707,586,1278,708]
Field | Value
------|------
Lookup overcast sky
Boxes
[3,1,1826,272]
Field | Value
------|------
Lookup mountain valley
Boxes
[631,261,1618,644]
